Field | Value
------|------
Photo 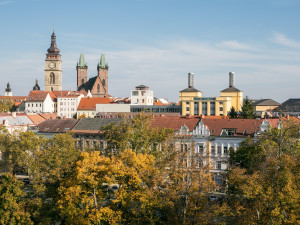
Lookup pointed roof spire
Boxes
[47,27,60,54]
[98,54,108,69]
[5,82,11,92]
[78,53,87,67]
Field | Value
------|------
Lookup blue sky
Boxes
[0,0,299,102]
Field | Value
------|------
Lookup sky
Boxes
[0,0,299,103]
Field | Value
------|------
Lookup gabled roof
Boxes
[150,116,201,131]
[78,76,97,92]
[36,118,78,133]
[27,91,56,102]
[202,118,261,137]
[253,99,280,106]
[0,96,27,102]
[277,98,300,112]
[220,87,241,92]
[39,113,57,120]
[52,90,69,98]
[73,118,122,132]
[77,97,112,110]
[0,114,34,126]
[27,114,47,125]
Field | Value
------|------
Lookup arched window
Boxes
[50,73,55,84]
[81,79,84,85]
[97,84,100,93]
[102,79,105,86]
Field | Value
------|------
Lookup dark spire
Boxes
[33,79,41,91]
[5,82,11,92]
[47,29,60,54]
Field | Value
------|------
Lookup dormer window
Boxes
[221,128,236,136]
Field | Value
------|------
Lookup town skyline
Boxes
[0,0,299,102]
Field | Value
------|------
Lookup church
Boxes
[43,30,109,97]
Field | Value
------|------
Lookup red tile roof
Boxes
[202,118,261,136]
[150,116,201,131]
[27,91,54,102]
[40,113,57,120]
[27,114,46,125]
[77,97,112,110]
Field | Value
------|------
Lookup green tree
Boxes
[103,113,174,156]
[0,98,14,113]
[0,173,33,225]
[228,106,238,119]
[240,96,256,119]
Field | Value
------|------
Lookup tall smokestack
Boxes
[229,72,235,87]
[188,72,194,88]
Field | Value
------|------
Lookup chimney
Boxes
[188,72,194,88]
[12,112,16,118]
[229,72,235,87]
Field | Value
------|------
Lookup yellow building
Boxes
[179,72,243,116]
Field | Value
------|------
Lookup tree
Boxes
[57,149,167,224]
[227,120,300,224]
[0,98,14,113]
[228,106,238,119]
[0,173,33,225]
[103,113,174,156]
[240,96,256,119]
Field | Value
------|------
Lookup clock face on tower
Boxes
[49,62,56,69]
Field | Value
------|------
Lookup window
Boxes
[214,175,223,185]
[132,91,138,96]
[81,79,84,85]
[186,107,190,111]
[219,107,223,111]
[224,146,228,154]
[198,144,204,155]
[221,129,236,136]
[50,73,55,84]
[217,161,222,170]
[97,84,100,93]
[211,146,215,155]
[217,146,221,154]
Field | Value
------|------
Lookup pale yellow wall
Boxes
[220,91,243,111]
[77,110,96,118]
[255,105,278,111]
[179,91,202,116]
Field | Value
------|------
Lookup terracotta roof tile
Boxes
[27,91,53,102]
[77,97,112,110]
[202,118,261,136]
[40,113,57,120]
[150,116,201,131]
[27,114,46,125]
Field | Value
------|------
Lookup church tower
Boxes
[96,54,109,96]
[45,29,62,91]
[4,82,12,96]
[76,53,88,90]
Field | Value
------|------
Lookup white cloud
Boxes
[1,36,300,103]
[0,0,13,5]
[217,40,254,51]
[272,32,300,48]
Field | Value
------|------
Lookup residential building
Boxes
[25,90,56,113]
[130,85,153,105]
[253,99,281,118]
[77,97,112,118]
[57,91,85,118]
[0,112,35,134]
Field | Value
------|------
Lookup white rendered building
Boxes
[25,91,55,114]
[130,85,153,105]
[57,91,84,118]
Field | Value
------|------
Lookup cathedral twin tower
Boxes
[44,30,108,97]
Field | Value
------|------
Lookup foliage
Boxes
[0,98,15,113]
[240,96,256,119]
[0,173,33,225]
[103,113,174,156]
[57,150,166,224]
[228,106,238,119]
[227,120,300,224]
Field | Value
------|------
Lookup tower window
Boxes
[97,84,100,93]
[50,73,55,84]
[81,79,84,85]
